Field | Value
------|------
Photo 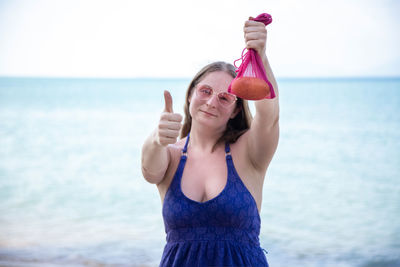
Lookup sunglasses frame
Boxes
[194,85,237,108]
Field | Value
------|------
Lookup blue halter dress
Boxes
[160,134,269,267]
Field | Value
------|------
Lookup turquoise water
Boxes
[0,77,399,267]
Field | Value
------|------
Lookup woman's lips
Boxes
[200,110,217,117]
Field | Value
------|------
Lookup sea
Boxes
[0,76,399,267]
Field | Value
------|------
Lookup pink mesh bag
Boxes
[228,13,276,100]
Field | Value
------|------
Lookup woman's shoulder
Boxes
[229,131,255,167]
[230,129,273,174]
[230,131,267,188]
[166,136,187,158]
[230,130,250,150]
[157,137,187,194]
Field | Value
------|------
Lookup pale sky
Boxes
[0,0,399,78]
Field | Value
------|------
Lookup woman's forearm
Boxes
[141,129,170,184]
[262,54,279,98]
[253,54,280,127]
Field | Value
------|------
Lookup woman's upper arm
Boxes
[244,98,280,172]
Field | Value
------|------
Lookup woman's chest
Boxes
[158,144,264,212]
[180,154,228,203]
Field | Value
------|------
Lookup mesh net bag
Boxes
[228,13,276,100]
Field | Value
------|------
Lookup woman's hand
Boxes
[141,90,182,184]
[156,90,183,146]
[243,17,267,57]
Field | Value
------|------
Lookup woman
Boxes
[141,17,279,267]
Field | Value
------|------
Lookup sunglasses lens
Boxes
[197,87,211,98]
[218,92,236,106]
[196,86,236,107]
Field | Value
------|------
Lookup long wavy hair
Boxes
[180,61,253,151]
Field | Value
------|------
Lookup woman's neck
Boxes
[188,123,224,153]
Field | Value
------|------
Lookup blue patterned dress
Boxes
[160,135,269,267]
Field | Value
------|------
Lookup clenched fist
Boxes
[156,90,183,146]
[244,17,267,58]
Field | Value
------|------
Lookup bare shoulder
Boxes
[229,131,254,168]
[234,118,279,173]
[156,137,187,202]
[230,129,275,176]
[166,138,186,161]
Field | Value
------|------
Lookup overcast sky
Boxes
[0,0,399,78]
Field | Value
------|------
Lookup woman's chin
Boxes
[193,116,227,132]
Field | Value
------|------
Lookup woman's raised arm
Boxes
[243,19,280,172]
[141,91,183,184]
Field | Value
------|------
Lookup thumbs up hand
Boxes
[156,90,183,146]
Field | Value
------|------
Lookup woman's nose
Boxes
[206,94,219,107]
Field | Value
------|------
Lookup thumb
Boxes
[163,90,173,113]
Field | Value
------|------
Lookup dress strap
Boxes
[225,142,231,157]
[183,134,230,157]
[181,132,190,157]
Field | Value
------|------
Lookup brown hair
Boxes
[180,61,253,150]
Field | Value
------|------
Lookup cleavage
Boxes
[180,153,227,203]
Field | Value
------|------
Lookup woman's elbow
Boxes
[141,166,165,185]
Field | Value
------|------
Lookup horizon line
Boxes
[1,75,400,80]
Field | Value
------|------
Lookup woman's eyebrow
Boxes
[198,83,213,89]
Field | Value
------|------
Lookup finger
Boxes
[159,129,180,139]
[160,113,183,123]
[164,90,173,113]
[159,121,182,131]
[245,32,266,42]
[244,26,267,34]
[244,20,265,28]
[246,40,266,52]
[158,136,177,146]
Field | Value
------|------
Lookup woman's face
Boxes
[189,71,239,131]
